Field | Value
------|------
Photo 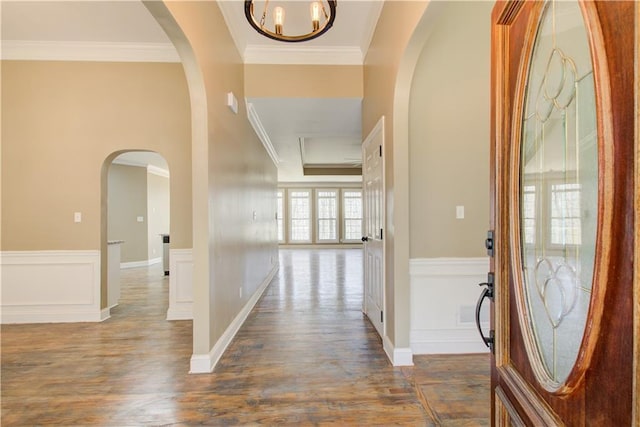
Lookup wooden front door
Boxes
[489,1,636,424]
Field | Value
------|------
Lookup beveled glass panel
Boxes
[519,0,597,385]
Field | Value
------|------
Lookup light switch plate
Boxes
[74,212,82,223]
[456,205,465,219]
[137,216,144,222]
[227,92,238,114]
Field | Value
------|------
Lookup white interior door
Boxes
[362,118,384,338]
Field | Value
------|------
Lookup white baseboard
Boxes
[190,263,279,373]
[1,251,102,324]
[410,257,490,355]
[410,329,490,354]
[383,335,414,366]
[120,257,162,269]
[166,249,193,320]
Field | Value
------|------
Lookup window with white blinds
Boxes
[279,187,363,245]
[277,190,284,243]
[288,190,311,242]
[316,190,338,242]
[342,190,363,242]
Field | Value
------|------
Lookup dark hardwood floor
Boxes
[1,249,489,426]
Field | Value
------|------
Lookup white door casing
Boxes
[362,117,385,338]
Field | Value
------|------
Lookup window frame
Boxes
[341,188,363,243]
[315,189,340,243]
[287,188,312,244]
[276,189,285,243]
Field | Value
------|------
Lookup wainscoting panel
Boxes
[166,249,193,320]
[410,257,490,354]
[1,251,102,323]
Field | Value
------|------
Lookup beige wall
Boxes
[1,61,192,252]
[147,171,170,262]
[148,1,278,356]
[363,1,429,349]
[108,164,149,263]
[245,64,363,98]
[409,1,492,258]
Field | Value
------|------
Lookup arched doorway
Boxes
[101,150,174,319]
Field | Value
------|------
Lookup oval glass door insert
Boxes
[519,0,597,386]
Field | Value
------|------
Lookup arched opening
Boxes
[100,150,173,320]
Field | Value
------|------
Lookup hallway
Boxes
[1,249,488,425]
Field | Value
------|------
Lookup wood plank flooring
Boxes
[1,249,489,426]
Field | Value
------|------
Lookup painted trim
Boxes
[409,257,489,276]
[409,257,491,355]
[243,45,363,65]
[166,249,193,321]
[147,165,170,178]
[189,263,279,373]
[410,330,491,354]
[246,101,280,166]
[120,258,161,269]
[101,308,112,321]
[383,335,414,366]
[1,250,102,324]
[1,40,180,63]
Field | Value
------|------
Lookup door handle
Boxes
[476,272,494,353]
[361,236,369,242]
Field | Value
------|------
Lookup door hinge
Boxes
[381,311,383,323]
[379,145,382,157]
[380,228,383,240]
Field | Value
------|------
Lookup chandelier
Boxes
[244,0,337,43]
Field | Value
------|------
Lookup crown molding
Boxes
[243,45,363,65]
[1,40,180,63]
[246,101,281,166]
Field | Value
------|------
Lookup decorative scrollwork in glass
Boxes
[518,0,598,386]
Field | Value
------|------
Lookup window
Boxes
[279,186,363,245]
[522,185,536,245]
[289,190,311,242]
[277,190,284,243]
[550,183,582,245]
[316,190,338,242]
[343,190,363,242]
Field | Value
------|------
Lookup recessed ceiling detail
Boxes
[247,98,363,183]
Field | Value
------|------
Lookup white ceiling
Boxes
[1,1,171,43]
[113,152,169,171]
[218,0,381,65]
[1,0,379,183]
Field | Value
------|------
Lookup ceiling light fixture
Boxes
[244,0,337,43]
